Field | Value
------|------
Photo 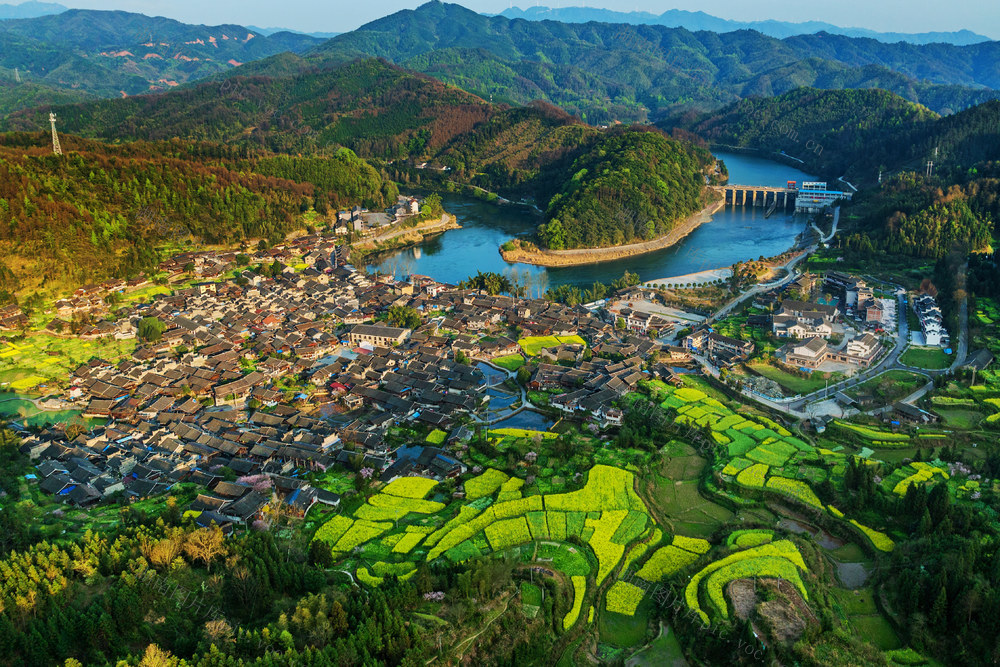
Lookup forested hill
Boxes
[665,89,1000,187]
[499,6,990,45]
[0,9,321,115]
[0,135,396,295]
[2,59,598,204]
[539,130,712,250]
[664,88,939,184]
[2,56,718,255]
[307,1,1000,123]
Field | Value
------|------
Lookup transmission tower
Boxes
[925,160,933,178]
[14,68,20,83]
[49,112,62,156]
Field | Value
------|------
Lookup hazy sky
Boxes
[53,0,1000,38]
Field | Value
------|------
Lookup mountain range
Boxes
[0,9,322,114]
[499,6,991,45]
[3,1,1000,125]
[0,1,64,19]
[310,2,1000,123]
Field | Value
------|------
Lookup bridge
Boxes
[711,182,852,215]
[712,184,796,215]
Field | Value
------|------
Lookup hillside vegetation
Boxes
[0,9,321,115]
[0,135,395,294]
[541,129,711,249]
[3,59,715,252]
[308,1,1000,121]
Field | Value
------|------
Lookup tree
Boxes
[538,218,566,250]
[137,316,166,342]
[183,525,227,572]
[308,540,334,567]
[387,305,421,329]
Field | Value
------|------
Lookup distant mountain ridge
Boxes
[0,9,322,114]
[499,6,991,46]
[309,1,1000,124]
[0,1,65,20]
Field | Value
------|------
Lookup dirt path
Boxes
[500,197,724,267]
[450,594,512,660]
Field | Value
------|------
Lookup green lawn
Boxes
[492,354,525,371]
[934,408,984,430]
[518,335,586,357]
[599,605,650,648]
[900,346,953,370]
[747,362,835,395]
[628,624,688,667]
[846,370,927,404]
[520,581,543,607]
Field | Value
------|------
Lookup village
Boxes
[1,214,973,538]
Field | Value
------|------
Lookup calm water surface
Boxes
[369,151,817,288]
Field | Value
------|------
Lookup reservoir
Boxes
[368,151,816,289]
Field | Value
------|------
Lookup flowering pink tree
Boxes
[237,474,273,494]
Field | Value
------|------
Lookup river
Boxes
[368,151,817,289]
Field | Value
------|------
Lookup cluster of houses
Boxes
[335,196,423,235]
[0,302,26,331]
[783,332,883,370]
[528,335,684,424]
[912,294,949,347]
[825,272,895,331]
[772,299,840,339]
[19,244,676,514]
[683,329,755,367]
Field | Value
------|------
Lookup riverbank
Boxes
[498,196,724,268]
[643,267,732,288]
[350,214,460,261]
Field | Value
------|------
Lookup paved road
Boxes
[708,245,815,324]
[811,206,839,244]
